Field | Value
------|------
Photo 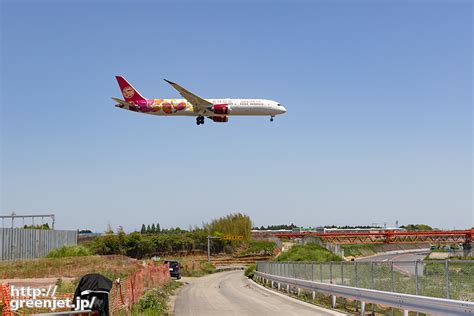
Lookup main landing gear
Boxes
[270,115,275,122]
[196,116,205,125]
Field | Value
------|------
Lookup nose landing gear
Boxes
[270,115,275,122]
[196,116,205,125]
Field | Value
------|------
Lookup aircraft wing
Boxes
[164,79,213,113]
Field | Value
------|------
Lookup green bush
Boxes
[244,264,256,279]
[46,245,92,258]
[132,281,181,315]
[276,243,342,262]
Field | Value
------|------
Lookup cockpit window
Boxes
[277,103,282,106]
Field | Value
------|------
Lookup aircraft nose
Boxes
[279,106,287,114]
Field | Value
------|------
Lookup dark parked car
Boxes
[165,260,181,279]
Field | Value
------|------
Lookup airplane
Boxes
[112,76,287,125]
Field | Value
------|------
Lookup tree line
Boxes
[88,213,253,258]
[252,224,298,230]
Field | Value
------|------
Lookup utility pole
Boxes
[207,236,220,264]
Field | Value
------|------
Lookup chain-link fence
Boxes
[257,260,474,301]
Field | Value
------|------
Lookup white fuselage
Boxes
[119,98,286,117]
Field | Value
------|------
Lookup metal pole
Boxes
[341,261,344,284]
[207,236,210,264]
[415,260,419,296]
[355,261,358,287]
[445,260,450,299]
[371,261,374,289]
[390,261,394,292]
[320,262,323,282]
[330,262,333,284]
[312,263,314,281]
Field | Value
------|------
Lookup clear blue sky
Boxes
[1,1,472,232]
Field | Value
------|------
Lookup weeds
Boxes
[46,245,92,258]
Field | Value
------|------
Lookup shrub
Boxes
[244,264,256,279]
[132,281,181,315]
[46,245,92,258]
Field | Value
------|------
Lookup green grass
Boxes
[55,278,79,293]
[46,245,92,258]
[129,281,182,316]
[341,244,375,257]
[238,240,276,257]
[180,261,216,277]
[276,243,342,262]
[0,255,138,279]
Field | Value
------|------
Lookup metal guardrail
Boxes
[254,271,474,315]
[257,260,474,301]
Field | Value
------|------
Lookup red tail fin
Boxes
[115,76,146,103]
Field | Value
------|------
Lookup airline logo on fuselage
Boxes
[122,86,135,99]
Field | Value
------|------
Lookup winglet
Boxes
[163,79,175,85]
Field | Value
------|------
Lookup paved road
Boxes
[174,270,345,316]
[356,250,428,262]
[356,250,429,275]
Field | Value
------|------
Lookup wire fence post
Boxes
[341,261,344,284]
[312,263,314,281]
[445,260,450,299]
[320,262,323,282]
[370,261,374,289]
[355,261,358,288]
[390,261,394,292]
[415,260,419,296]
[330,261,333,284]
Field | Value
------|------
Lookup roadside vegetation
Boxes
[341,244,375,257]
[180,261,216,277]
[244,264,256,279]
[275,243,342,262]
[0,255,138,279]
[46,245,92,258]
[237,240,276,257]
[130,281,182,316]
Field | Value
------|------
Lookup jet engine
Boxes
[211,116,228,123]
[211,104,229,115]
